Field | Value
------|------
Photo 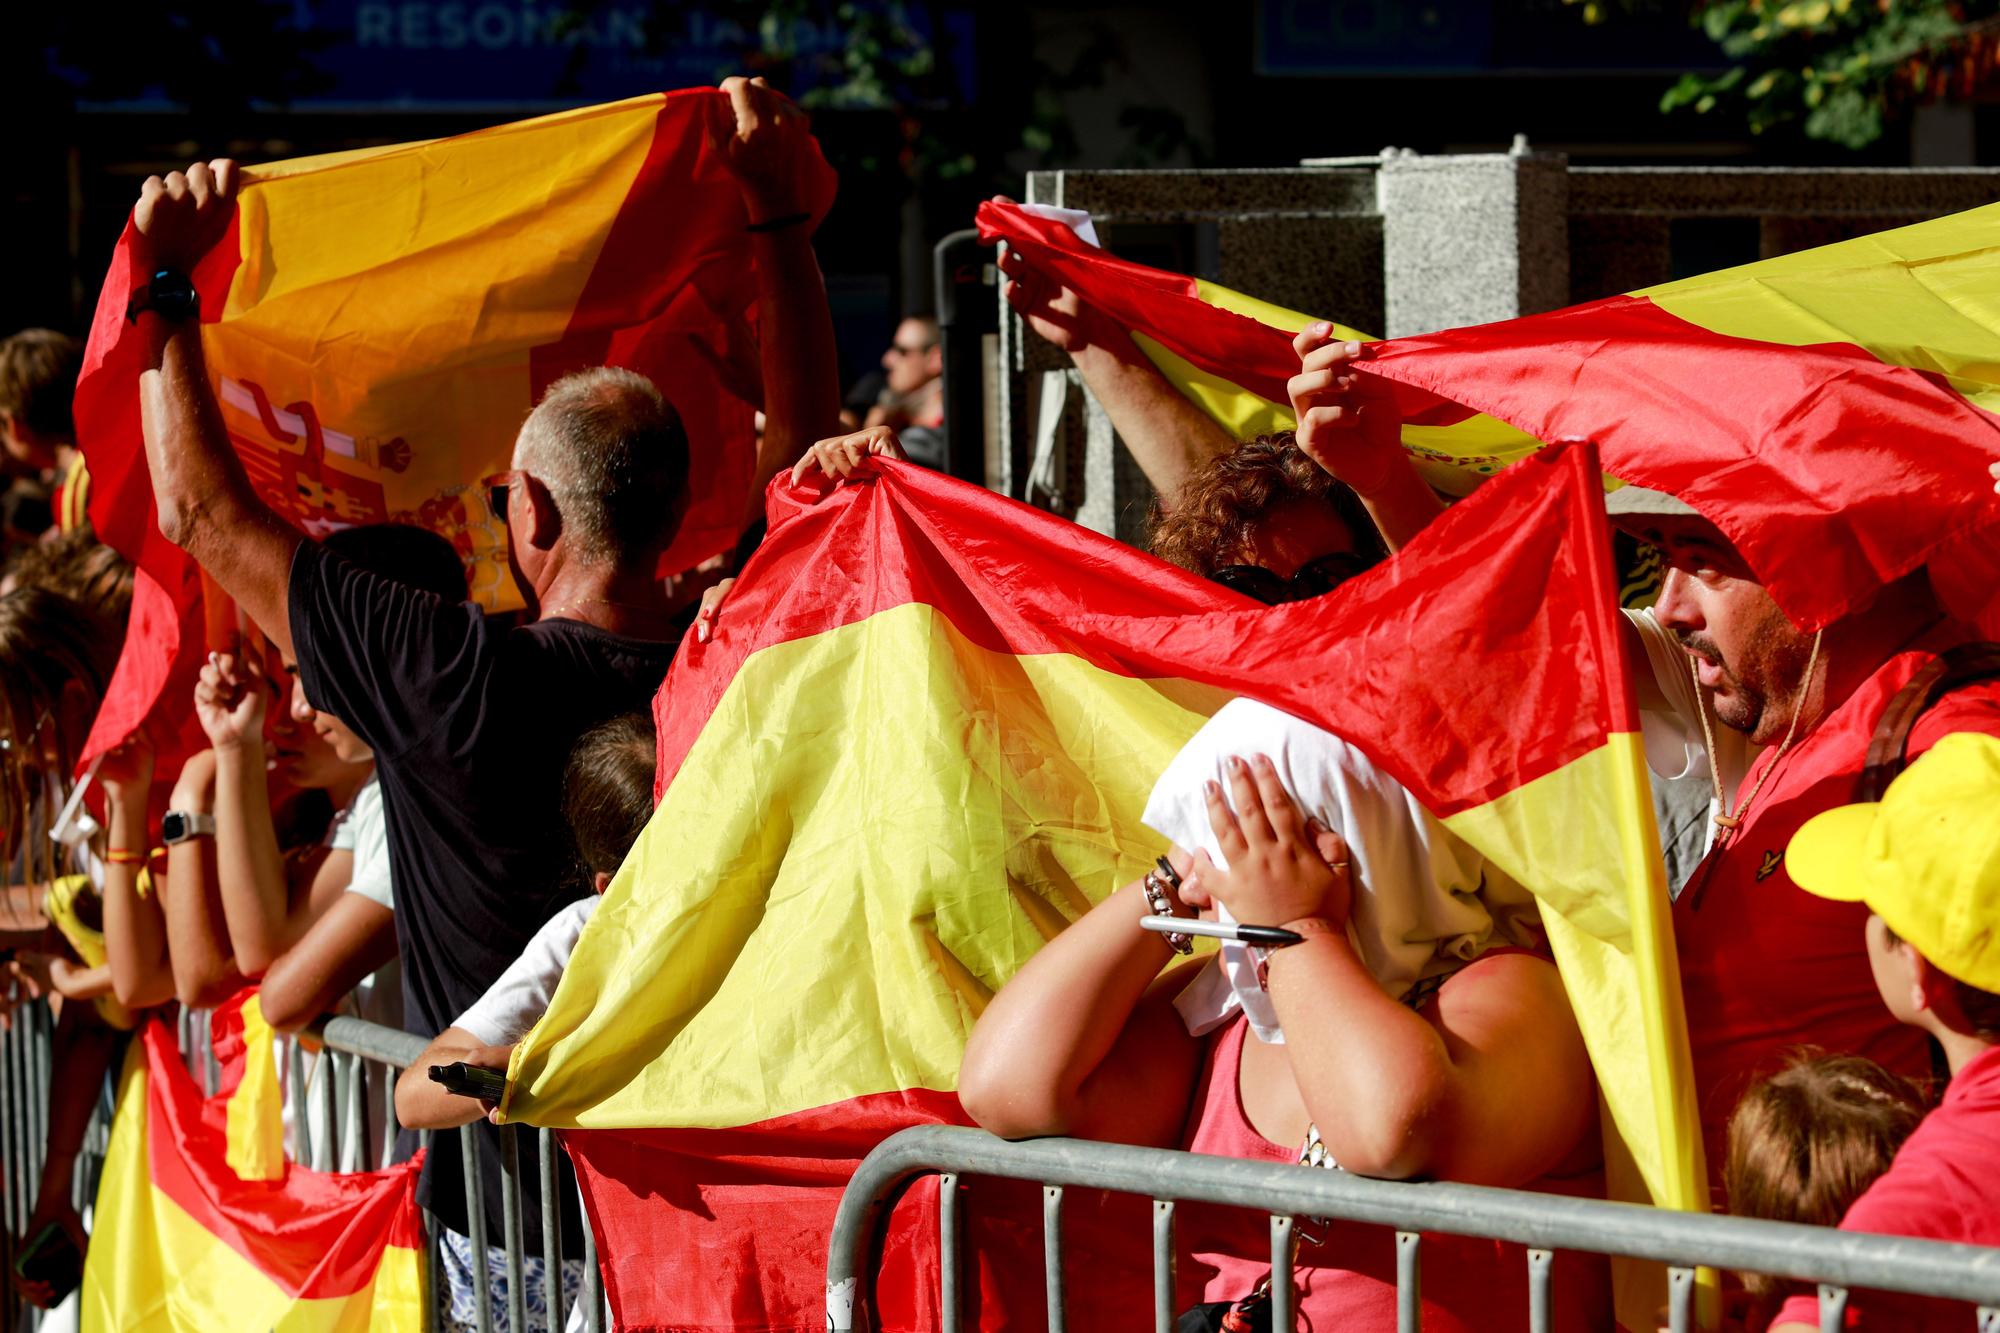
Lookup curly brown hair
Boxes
[1146,433,1386,578]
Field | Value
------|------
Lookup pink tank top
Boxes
[1178,1012,1612,1333]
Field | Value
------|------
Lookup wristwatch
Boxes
[125,269,200,324]
[160,810,217,845]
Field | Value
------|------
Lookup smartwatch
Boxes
[125,270,200,324]
[160,810,217,845]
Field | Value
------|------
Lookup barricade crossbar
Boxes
[826,1125,2000,1333]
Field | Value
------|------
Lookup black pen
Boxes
[1138,915,1305,948]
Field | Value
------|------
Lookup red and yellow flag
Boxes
[81,990,425,1330]
[74,90,835,768]
[504,443,1697,1330]
[977,196,2000,634]
[975,198,1542,495]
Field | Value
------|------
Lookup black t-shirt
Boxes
[290,540,676,1250]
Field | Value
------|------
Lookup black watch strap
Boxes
[126,270,200,324]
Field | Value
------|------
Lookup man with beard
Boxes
[1608,484,1999,1202]
[1288,329,2000,1206]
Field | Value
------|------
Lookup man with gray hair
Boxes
[121,74,839,1297]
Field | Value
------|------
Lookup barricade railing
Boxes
[826,1125,2000,1333]
[0,1002,607,1333]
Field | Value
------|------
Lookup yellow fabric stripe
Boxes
[1136,281,1543,496]
[43,873,137,1030]
[507,601,1228,1129]
[79,1046,425,1331]
[1642,202,2000,415]
[225,995,286,1184]
[213,93,663,609]
[1446,731,1712,1331]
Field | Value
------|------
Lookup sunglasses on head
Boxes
[1208,552,1375,606]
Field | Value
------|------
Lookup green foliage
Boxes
[1648,0,2000,149]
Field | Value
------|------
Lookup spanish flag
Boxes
[975,198,1542,496]
[74,89,835,768]
[81,990,425,1330]
[977,197,2000,633]
[505,441,1698,1330]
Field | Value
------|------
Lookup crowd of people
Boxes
[0,73,1997,1333]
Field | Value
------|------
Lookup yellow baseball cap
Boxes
[1788,731,2000,994]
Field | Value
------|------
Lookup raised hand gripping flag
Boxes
[81,990,425,1330]
[975,197,1543,496]
[979,195,2000,634]
[74,90,835,769]
[504,442,1698,1331]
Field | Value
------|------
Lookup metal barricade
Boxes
[826,1125,2000,1333]
[0,1007,609,1333]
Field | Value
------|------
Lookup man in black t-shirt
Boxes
[123,77,839,1271]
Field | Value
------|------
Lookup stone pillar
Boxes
[1377,145,1570,338]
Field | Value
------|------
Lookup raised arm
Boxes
[1288,326,1446,552]
[98,737,175,1011]
[258,893,397,1031]
[999,244,1234,504]
[1197,755,1596,1185]
[712,77,842,498]
[160,750,246,1008]
[131,160,304,659]
[957,863,1204,1149]
[197,651,342,973]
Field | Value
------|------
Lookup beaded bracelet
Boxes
[1139,855,1193,955]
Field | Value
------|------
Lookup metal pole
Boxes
[461,1129,493,1333]
[937,1172,959,1333]
[1818,1284,1848,1333]
[336,1051,363,1174]
[1042,1184,1066,1333]
[1152,1200,1175,1333]
[1527,1246,1553,1333]
[1269,1215,1296,1332]
[498,1126,526,1333]
[287,1039,313,1168]
[419,1130,440,1333]
[1395,1230,1420,1333]
[1669,1264,1695,1333]
[539,1128,563,1333]
[579,1173,604,1333]
[311,1046,336,1172]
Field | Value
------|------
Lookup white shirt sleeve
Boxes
[340,777,394,911]
[453,898,599,1047]
[1141,698,1541,1041]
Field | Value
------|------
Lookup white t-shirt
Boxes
[1623,607,1758,843]
[324,775,399,1031]
[455,898,598,1047]
[1143,698,1542,1044]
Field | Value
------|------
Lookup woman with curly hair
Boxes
[1147,431,1387,605]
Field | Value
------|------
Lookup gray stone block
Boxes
[1379,151,1570,337]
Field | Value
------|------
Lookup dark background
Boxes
[4,0,1994,389]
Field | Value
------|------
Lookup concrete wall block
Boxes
[1379,152,1569,338]
[1216,215,1385,333]
[1047,168,1379,221]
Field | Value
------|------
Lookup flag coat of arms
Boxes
[73,89,835,768]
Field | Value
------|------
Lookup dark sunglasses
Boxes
[481,470,525,522]
[1208,552,1375,606]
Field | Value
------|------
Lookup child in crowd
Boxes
[1723,1054,1927,1328]
[395,710,656,1333]
[1768,731,2000,1332]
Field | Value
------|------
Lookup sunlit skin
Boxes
[880,317,941,397]
[1623,515,1818,746]
[269,653,372,789]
